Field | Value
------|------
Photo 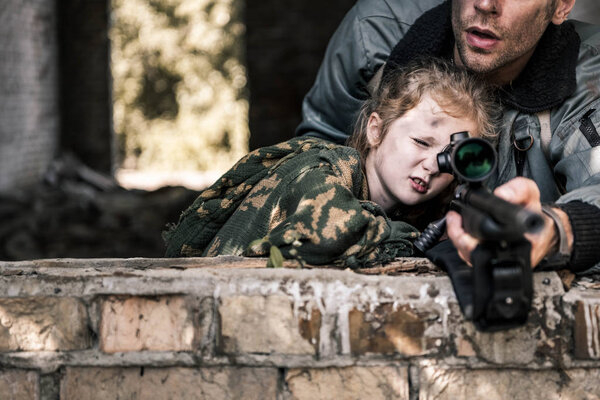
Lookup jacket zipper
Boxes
[579,108,599,147]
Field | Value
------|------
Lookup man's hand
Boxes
[446,177,573,268]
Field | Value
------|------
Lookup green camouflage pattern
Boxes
[163,137,419,268]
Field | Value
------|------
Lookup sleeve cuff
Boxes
[556,201,600,273]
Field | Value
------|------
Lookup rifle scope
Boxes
[437,132,498,183]
[436,131,544,238]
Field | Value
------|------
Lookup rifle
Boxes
[415,132,545,331]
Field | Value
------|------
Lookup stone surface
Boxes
[1,257,600,395]
[574,298,600,359]
[193,297,216,354]
[100,296,195,353]
[60,367,278,399]
[349,304,439,356]
[39,374,59,400]
[458,324,540,364]
[419,367,600,400]
[219,295,317,355]
[285,366,409,400]
[0,297,90,351]
[298,308,322,352]
[0,370,39,400]
[0,0,59,191]
[450,273,566,364]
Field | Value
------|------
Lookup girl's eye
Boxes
[413,138,429,147]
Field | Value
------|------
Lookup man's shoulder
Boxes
[547,22,600,149]
[554,21,600,117]
[566,21,600,109]
[572,20,600,47]
[353,0,444,24]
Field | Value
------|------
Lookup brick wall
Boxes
[1,257,600,399]
[0,0,59,192]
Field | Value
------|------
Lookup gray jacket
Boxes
[296,0,600,271]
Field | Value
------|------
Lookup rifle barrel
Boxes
[459,187,545,235]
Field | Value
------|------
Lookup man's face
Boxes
[451,0,557,84]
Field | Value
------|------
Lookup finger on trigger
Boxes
[446,211,464,237]
[493,177,540,206]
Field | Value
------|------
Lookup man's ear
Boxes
[366,112,383,146]
[552,0,576,25]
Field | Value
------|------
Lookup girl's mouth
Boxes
[410,177,428,193]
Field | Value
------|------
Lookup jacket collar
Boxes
[382,1,581,113]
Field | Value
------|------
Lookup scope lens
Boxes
[453,140,495,180]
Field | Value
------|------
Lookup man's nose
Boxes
[473,0,500,15]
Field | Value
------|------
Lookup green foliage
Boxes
[110,0,248,172]
[267,245,284,269]
[137,63,181,120]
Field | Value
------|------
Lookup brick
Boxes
[219,295,318,355]
[455,338,476,357]
[299,307,321,351]
[419,367,600,400]
[463,324,540,364]
[349,304,439,356]
[60,367,277,399]
[100,296,194,353]
[448,273,567,364]
[285,366,409,400]
[0,370,39,400]
[451,298,554,364]
[0,297,90,351]
[574,299,600,359]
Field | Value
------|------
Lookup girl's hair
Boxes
[347,57,499,167]
[347,57,499,229]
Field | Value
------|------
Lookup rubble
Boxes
[0,155,201,260]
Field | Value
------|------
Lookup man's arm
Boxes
[448,23,600,273]
[446,177,574,268]
[295,0,443,143]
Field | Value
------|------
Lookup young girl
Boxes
[164,58,497,268]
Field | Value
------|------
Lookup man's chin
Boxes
[458,52,499,75]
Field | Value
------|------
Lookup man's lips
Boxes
[466,27,500,50]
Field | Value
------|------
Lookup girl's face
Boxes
[365,93,479,212]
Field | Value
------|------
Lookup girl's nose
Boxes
[422,153,440,175]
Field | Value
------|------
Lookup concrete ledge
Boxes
[0,257,599,399]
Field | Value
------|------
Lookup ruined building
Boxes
[1,1,600,399]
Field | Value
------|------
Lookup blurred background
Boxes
[0,0,354,259]
[0,0,598,260]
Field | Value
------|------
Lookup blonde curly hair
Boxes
[347,57,500,229]
[348,57,499,167]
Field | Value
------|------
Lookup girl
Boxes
[164,58,497,268]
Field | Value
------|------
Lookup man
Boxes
[296,0,600,272]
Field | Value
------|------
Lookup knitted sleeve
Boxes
[556,201,600,272]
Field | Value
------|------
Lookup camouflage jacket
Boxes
[163,137,419,268]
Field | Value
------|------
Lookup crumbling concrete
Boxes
[0,257,599,399]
